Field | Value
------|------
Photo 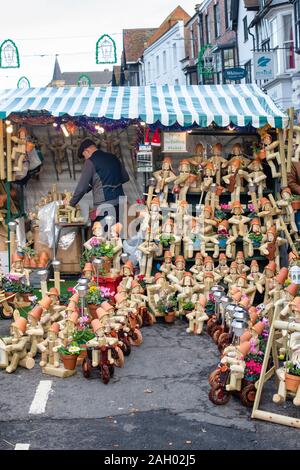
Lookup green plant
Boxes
[22,246,36,258]
[80,244,114,269]
[57,342,82,356]
[21,285,34,294]
[159,234,175,248]
[60,292,73,306]
[72,328,95,345]
[157,294,178,314]
[182,301,195,311]
[85,286,105,305]
[291,194,300,201]
[286,362,300,377]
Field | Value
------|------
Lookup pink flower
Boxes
[67,287,75,293]
[90,237,100,247]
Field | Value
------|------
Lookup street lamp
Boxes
[77,285,88,318]
[37,269,48,298]
[52,260,61,294]
[93,258,103,286]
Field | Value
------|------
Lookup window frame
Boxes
[214,3,221,39]
[243,16,248,42]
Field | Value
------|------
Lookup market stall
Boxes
[0,83,300,427]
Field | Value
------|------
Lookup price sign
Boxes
[163,132,187,153]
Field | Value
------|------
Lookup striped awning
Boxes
[0,83,288,129]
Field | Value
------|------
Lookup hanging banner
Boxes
[96,34,117,64]
[253,51,274,80]
[0,39,20,68]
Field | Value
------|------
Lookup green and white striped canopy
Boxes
[0,83,288,129]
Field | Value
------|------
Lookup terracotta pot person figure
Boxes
[10,252,31,286]
[273,331,300,406]
[220,341,251,392]
[138,228,158,283]
[190,252,204,279]
[208,143,228,185]
[276,283,299,319]
[229,143,251,168]
[153,157,177,205]
[11,127,30,179]
[228,201,250,243]
[262,133,281,179]
[215,253,230,279]
[110,223,123,274]
[156,218,181,258]
[202,205,218,235]
[118,261,135,292]
[173,272,199,315]
[248,158,267,199]
[159,251,175,276]
[147,273,176,316]
[224,261,239,288]
[84,221,106,251]
[168,255,186,283]
[244,218,263,258]
[247,260,264,298]
[236,251,250,275]
[26,305,44,358]
[201,162,216,194]
[196,256,221,284]
[277,187,298,234]
[186,295,208,335]
[82,263,94,282]
[3,316,35,374]
[222,159,251,203]
[183,217,202,259]
[262,261,278,305]
[212,219,230,259]
[39,323,62,369]
[259,226,286,266]
[258,197,281,231]
[173,159,193,201]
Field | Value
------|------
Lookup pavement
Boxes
[0,319,299,450]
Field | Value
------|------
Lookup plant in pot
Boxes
[18,284,35,302]
[3,275,22,297]
[21,247,36,268]
[80,242,114,273]
[182,301,195,320]
[159,234,176,249]
[291,194,300,211]
[285,361,300,393]
[57,342,82,370]
[85,286,105,319]
[158,294,178,324]
[72,327,96,364]
[59,291,73,306]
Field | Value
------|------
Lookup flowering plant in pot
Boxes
[80,243,114,272]
[85,286,105,319]
[159,234,176,248]
[57,342,82,370]
[157,294,178,323]
[291,194,300,211]
[284,361,300,393]
[182,301,195,314]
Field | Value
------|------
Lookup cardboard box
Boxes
[56,230,82,274]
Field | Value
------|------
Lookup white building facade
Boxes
[143,21,186,86]
[236,2,257,84]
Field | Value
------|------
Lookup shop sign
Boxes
[224,67,247,81]
[253,51,274,80]
[163,132,187,153]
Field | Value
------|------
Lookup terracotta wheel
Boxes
[82,357,91,379]
[240,384,256,408]
[210,324,222,340]
[212,326,223,344]
[100,364,110,384]
[144,312,155,326]
[120,338,131,356]
[209,385,231,406]
[136,314,143,328]
[112,346,125,368]
[208,369,221,387]
[206,319,216,336]
[129,328,143,346]
[218,333,231,353]
[0,303,14,320]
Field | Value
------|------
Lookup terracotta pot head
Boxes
[260,197,271,209]
[265,261,277,273]
[83,263,94,273]
[239,297,250,309]
[232,292,242,303]
[48,287,59,297]
[164,251,172,260]
[49,322,60,334]
[12,252,23,263]
[39,296,52,310]
[115,293,127,305]
[240,331,252,344]
[212,143,222,155]
[198,295,206,307]
[28,305,43,322]
[195,143,204,155]
[276,268,289,285]
[12,317,27,335]
[285,283,298,298]
[68,311,79,324]
[151,197,160,207]
[195,252,203,261]
[250,218,261,227]
[252,321,264,336]
[238,341,251,358]
[96,308,110,322]
[291,296,300,312]
[230,159,241,170]
[154,273,164,283]
[232,143,242,155]
[91,319,103,334]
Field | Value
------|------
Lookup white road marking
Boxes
[15,443,30,450]
[29,380,52,415]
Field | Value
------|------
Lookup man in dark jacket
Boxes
[68,139,129,222]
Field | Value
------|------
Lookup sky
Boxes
[0,0,199,89]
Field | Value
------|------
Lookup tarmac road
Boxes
[0,319,299,450]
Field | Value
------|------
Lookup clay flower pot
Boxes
[292,200,300,211]
[30,258,37,268]
[285,373,300,393]
[101,256,112,275]
[60,354,78,370]
[77,345,88,366]
[39,251,49,267]
[164,311,175,324]
[88,304,99,320]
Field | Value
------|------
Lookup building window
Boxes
[205,15,211,44]
[243,16,248,42]
[156,55,160,76]
[261,39,270,51]
[223,48,235,69]
[225,0,231,30]
[270,17,280,74]
[199,14,204,48]
[244,60,252,83]
[163,51,167,73]
[283,14,295,69]
[295,0,300,52]
[216,51,222,84]
[147,61,151,83]
[191,28,196,59]
[214,3,221,38]
[173,43,177,65]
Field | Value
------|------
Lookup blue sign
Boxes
[224,67,247,81]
